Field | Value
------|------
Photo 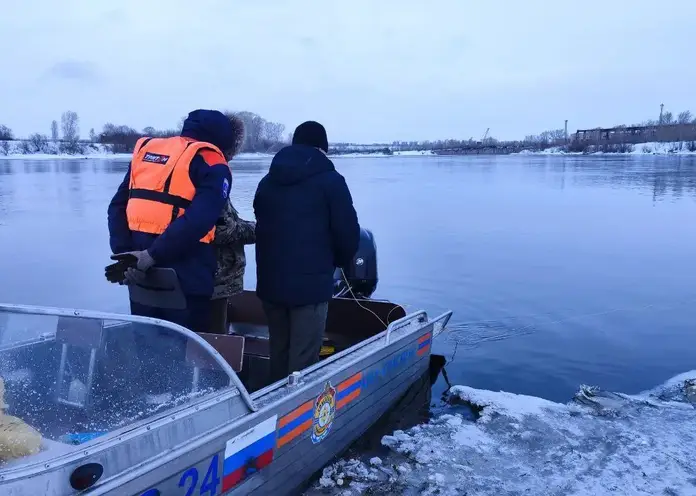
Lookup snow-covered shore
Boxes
[0,140,273,161]
[0,152,273,161]
[310,370,696,496]
[0,141,128,160]
[6,140,694,161]
[518,141,696,156]
[331,150,435,158]
[0,138,433,161]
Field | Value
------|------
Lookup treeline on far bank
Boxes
[0,110,288,155]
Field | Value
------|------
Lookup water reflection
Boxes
[520,155,696,201]
[231,159,270,174]
[0,159,131,176]
[0,167,12,223]
[56,161,84,175]
[103,161,130,174]
[22,162,50,174]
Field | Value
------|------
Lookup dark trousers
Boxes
[209,297,229,334]
[128,296,212,396]
[262,301,329,383]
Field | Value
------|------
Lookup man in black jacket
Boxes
[254,121,360,382]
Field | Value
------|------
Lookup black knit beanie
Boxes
[292,121,328,153]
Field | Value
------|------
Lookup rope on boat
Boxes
[339,268,408,329]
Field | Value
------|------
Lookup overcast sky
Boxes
[1,0,695,143]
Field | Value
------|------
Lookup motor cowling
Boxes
[333,228,378,299]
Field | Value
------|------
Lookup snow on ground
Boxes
[307,371,696,496]
[628,142,696,155]
[517,146,571,156]
[0,141,131,160]
[394,150,436,156]
[1,152,132,161]
[0,140,273,161]
[5,139,695,160]
[233,152,273,160]
[0,139,432,161]
[518,141,696,156]
[1,151,271,161]
[331,150,435,158]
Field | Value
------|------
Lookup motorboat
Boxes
[0,229,452,495]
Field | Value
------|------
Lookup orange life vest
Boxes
[126,136,226,244]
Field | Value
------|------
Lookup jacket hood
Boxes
[267,145,335,185]
[180,109,235,153]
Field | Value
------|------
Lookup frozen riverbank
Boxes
[331,150,436,158]
[0,141,273,161]
[6,140,695,161]
[309,371,696,496]
[518,141,696,156]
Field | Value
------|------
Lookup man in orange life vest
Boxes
[107,109,235,333]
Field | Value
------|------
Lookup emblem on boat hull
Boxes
[311,382,337,444]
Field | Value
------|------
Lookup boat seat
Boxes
[229,323,268,338]
[54,316,105,409]
[127,268,186,310]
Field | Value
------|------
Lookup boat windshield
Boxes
[0,307,233,465]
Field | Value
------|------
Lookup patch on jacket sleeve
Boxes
[222,178,230,199]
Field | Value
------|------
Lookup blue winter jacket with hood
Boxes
[253,144,360,306]
[107,109,234,297]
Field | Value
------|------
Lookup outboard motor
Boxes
[333,228,378,299]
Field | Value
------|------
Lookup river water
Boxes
[1,155,695,494]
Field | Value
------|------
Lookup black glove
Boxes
[105,254,137,284]
[105,261,126,284]
[105,251,155,285]
[111,251,154,271]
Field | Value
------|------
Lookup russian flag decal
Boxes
[222,415,278,491]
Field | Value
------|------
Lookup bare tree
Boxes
[538,131,552,144]
[234,111,265,151]
[0,125,13,140]
[263,121,285,143]
[244,112,265,150]
[177,115,187,132]
[0,140,9,155]
[89,128,97,142]
[51,120,59,141]
[548,129,566,142]
[27,133,50,153]
[59,111,82,153]
[677,110,692,124]
[98,123,140,153]
[61,111,80,142]
[661,111,674,125]
[141,126,179,138]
